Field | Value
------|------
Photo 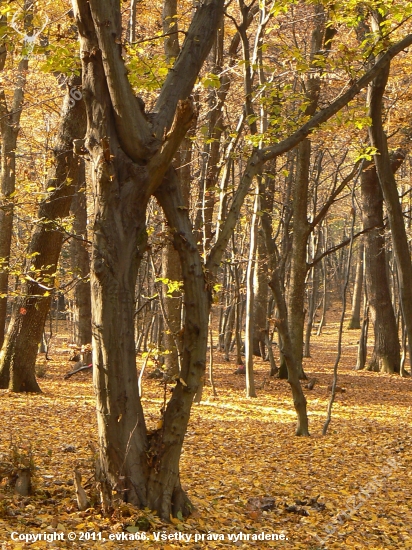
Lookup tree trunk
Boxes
[0,77,86,390]
[162,0,180,60]
[367,20,412,372]
[347,241,364,329]
[252,229,269,357]
[304,262,319,358]
[288,138,310,378]
[317,227,329,335]
[285,7,326,379]
[244,184,259,398]
[161,243,183,376]
[0,52,29,347]
[259,157,309,435]
[355,303,369,370]
[269,268,309,436]
[70,161,92,345]
[361,160,401,373]
[151,169,211,516]
[194,23,227,253]
[72,0,224,518]
[129,0,138,42]
[161,133,192,374]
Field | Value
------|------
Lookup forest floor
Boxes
[0,316,411,549]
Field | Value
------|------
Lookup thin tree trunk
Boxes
[253,229,268,357]
[0,35,29,347]
[162,0,180,60]
[244,183,259,398]
[161,244,183,376]
[304,263,319,358]
[323,204,355,435]
[223,303,235,361]
[268,267,309,436]
[304,228,321,358]
[348,241,364,329]
[288,138,311,378]
[285,7,327,378]
[70,161,92,345]
[129,0,138,43]
[209,312,217,396]
[317,227,329,335]
[355,302,369,371]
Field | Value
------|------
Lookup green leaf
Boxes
[201,72,221,89]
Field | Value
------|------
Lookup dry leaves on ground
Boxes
[0,320,411,549]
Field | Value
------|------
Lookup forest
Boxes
[0,0,411,548]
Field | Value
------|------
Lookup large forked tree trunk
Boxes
[0,77,86,391]
[72,0,224,518]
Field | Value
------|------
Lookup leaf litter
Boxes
[0,319,411,549]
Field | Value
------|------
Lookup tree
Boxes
[71,0,225,518]
[367,12,412,373]
[0,2,31,347]
[361,157,403,373]
[69,161,92,346]
[347,241,364,330]
[0,77,86,391]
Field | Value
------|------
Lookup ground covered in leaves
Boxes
[1,319,411,549]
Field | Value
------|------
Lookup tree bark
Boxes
[244,183,259,398]
[0,49,29,347]
[357,10,411,374]
[285,7,326,378]
[161,242,183,376]
[288,138,311,378]
[268,267,309,436]
[252,229,269,357]
[70,161,92,346]
[162,0,180,60]
[361,160,401,373]
[72,0,224,518]
[367,57,412,371]
[152,169,211,517]
[160,0,184,376]
[0,77,86,391]
[347,241,364,329]
[259,162,309,435]
[129,0,138,42]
